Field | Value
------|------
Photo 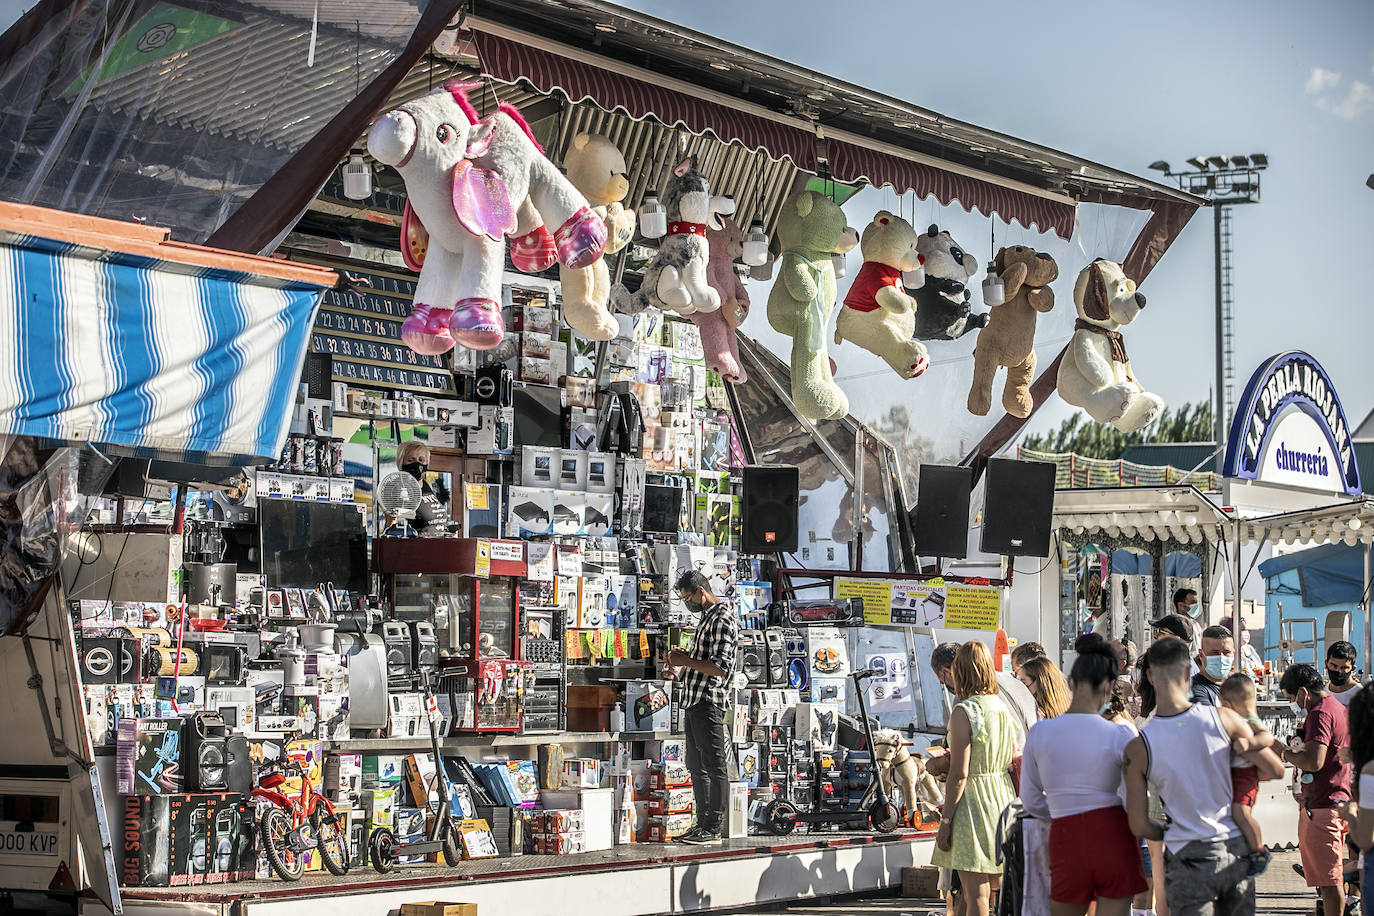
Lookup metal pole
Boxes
[1213,204,1226,473]
[1234,517,1245,674]
[1364,541,1371,677]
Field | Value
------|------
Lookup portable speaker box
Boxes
[980,457,1056,558]
[914,464,973,559]
[737,631,770,687]
[121,792,254,887]
[474,365,513,406]
[741,465,799,554]
[182,712,230,792]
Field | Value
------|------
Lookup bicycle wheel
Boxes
[259,808,303,881]
[311,808,351,876]
[369,827,398,874]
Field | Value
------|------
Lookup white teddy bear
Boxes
[1057,259,1164,432]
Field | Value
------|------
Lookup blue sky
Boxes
[4,0,1371,443]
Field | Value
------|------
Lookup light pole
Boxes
[1148,154,1268,472]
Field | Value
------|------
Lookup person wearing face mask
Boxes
[392,440,449,535]
[1325,641,1360,707]
[1280,663,1353,916]
[1172,588,1199,618]
[1189,625,1234,707]
[1021,634,1144,916]
[662,570,737,846]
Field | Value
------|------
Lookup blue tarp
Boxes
[1111,549,1152,576]
[1259,543,1370,608]
[1165,551,1203,578]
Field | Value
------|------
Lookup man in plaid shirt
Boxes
[664,569,738,845]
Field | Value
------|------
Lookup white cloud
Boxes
[1306,66,1343,95]
[1316,80,1374,120]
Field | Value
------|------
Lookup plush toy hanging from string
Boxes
[982,219,1005,306]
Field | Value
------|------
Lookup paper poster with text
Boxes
[835,577,893,626]
[944,584,1002,630]
[890,579,946,626]
[861,651,912,713]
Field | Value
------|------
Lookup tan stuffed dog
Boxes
[559,133,636,340]
[967,245,1059,417]
[872,728,943,818]
[1057,259,1165,432]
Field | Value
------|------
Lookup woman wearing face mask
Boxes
[1021,633,1145,916]
[392,440,449,535]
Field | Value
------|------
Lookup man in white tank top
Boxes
[1123,638,1284,916]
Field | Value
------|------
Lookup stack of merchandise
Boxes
[530,809,586,856]
[644,761,694,842]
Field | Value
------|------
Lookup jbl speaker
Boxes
[741,465,799,554]
[738,630,769,687]
[915,464,973,559]
[474,365,512,406]
[764,629,787,687]
[184,712,230,792]
[409,621,438,676]
[980,458,1056,557]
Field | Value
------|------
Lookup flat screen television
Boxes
[258,500,368,593]
[512,384,563,448]
[642,484,683,534]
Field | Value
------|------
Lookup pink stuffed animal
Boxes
[369,79,606,354]
[690,216,750,383]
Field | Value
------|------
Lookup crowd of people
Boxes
[916,597,1374,916]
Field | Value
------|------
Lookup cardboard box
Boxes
[902,865,942,899]
[362,754,406,787]
[399,904,478,916]
[561,758,602,789]
[624,680,671,733]
[121,793,254,887]
[534,808,585,833]
[582,492,614,536]
[116,718,184,795]
[646,787,695,816]
[645,813,694,843]
[796,701,841,751]
[507,485,555,538]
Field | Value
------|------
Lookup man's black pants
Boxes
[682,701,729,832]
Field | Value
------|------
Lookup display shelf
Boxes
[324,730,678,752]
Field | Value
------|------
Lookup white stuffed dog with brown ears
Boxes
[1057,258,1164,433]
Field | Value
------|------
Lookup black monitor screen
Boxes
[512,385,563,448]
[259,500,368,592]
[643,484,683,534]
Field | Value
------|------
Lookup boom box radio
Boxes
[184,712,230,792]
[377,621,413,686]
[409,621,439,677]
[738,630,769,687]
[763,629,787,687]
[780,627,810,691]
[771,598,864,627]
[474,365,513,406]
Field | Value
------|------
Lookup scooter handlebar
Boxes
[851,668,880,682]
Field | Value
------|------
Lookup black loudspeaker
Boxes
[225,734,253,795]
[184,712,230,792]
[915,464,973,559]
[474,365,512,406]
[738,631,769,687]
[409,621,438,677]
[980,458,1056,557]
[741,465,799,554]
[764,629,787,687]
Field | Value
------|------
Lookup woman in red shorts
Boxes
[1021,633,1146,916]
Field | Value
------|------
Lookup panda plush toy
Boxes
[909,225,987,341]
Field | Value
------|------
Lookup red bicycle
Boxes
[252,759,350,880]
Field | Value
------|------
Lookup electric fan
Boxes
[377,472,422,537]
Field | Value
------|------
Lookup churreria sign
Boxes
[1223,350,1361,496]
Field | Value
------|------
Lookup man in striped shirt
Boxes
[664,569,738,845]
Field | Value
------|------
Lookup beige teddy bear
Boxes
[834,212,930,379]
[967,245,1059,417]
[559,134,637,340]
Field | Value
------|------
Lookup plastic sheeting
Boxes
[0,1,420,243]
[1260,542,1371,608]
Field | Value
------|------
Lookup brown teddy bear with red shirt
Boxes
[833,211,930,379]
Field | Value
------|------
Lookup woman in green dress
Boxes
[933,640,1018,916]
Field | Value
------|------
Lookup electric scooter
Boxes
[761,668,901,835]
[368,669,463,871]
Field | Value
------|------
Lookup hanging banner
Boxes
[834,578,893,626]
[944,584,1002,630]
[890,579,947,627]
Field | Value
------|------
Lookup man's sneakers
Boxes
[674,825,723,846]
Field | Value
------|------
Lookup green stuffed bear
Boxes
[766,190,860,420]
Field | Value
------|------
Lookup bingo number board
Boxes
[310,268,455,393]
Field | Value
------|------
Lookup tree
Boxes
[1020,400,1213,460]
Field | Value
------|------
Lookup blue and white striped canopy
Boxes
[0,223,332,465]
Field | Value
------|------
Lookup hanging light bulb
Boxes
[742,219,770,266]
[639,193,667,239]
[342,153,372,200]
[981,260,1004,306]
[831,250,848,279]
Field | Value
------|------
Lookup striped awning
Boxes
[471,29,1076,239]
[0,203,337,465]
